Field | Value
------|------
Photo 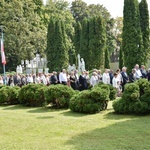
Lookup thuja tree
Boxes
[104,48,110,69]
[46,18,69,72]
[80,18,90,69]
[119,46,124,70]
[89,16,106,69]
[122,0,143,73]
[74,21,82,55]
[139,0,150,62]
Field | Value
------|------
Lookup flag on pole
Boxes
[1,38,6,65]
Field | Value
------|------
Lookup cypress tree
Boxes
[139,0,150,63]
[46,17,56,72]
[119,46,124,69]
[46,18,69,72]
[104,48,110,69]
[80,18,90,70]
[88,17,96,69]
[94,16,106,69]
[89,16,106,69]
[122,0,143,73]
[74,21,82,55]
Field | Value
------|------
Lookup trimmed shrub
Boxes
[69,86,110,114]
[113,79,150,114]
[44,84,75,108]
[108,84,117,100]
[135,78,150,96]
[19,84,46,107]
[113,98,130,114]
[122,83,140,102]
[95,82,117,100]
[0,86,20,105]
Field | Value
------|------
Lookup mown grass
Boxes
[0,102,150,150]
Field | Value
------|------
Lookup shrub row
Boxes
[113,79,150,114]
[0,83,117,114]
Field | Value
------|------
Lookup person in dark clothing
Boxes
[70,71,77,90]
[147,68,150,81]
[140,65,147,78]
[121,67,129,92]
[50,71,58,85]
[109,69,114,85]
[129,69,136,83]
[79,71,88,91]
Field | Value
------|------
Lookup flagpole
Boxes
[1,26,6,85]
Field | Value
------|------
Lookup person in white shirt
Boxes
[134,64,142,79]
[90,72,98,87]
[59,69,67,85]
[40,73,47,85]
[35,74,41,84]
[102,69,110,84]
[112,73,119,89]
[27,74,33,83]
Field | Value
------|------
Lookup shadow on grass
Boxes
[60,110,88,117]
[2,104,30,110]
[65,116,150,150]
[36,116,55,119]
[103,110,150,120]
[1,104,68,114]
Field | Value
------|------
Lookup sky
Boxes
[43,0,150,18]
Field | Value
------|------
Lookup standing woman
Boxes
[102,69,110,84]
[70,71,77,90]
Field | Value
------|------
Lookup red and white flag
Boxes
[1,38,6,65]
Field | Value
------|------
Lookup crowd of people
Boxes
[0,64,150,96]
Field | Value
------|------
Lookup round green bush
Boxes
[95,83,116,100]
[0,86,20,105]
[44,84,75,108]
[122,83,140,102]
[113,98,130,114]
[19,84,46,107]
[113,80,150,114]
[135,78,150,96]
[69,87,110,114]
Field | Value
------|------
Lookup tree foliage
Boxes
[46,18,69,72]
[0,0,46,72]
[139,0,150,61]
[122,0,144,73]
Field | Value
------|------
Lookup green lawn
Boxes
[0,102,150,150]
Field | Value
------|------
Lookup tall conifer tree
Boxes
[122,0,143,72]
[80,19,90,69]
[104,48,110,69]
[46,18,68,72]
[139,0,150,63]
[74,21,82,55]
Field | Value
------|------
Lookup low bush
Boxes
[19,84,46,107]
[0,86,20,105]
[69,86,110,114]
[45,84,75,108]
[135,78,150,96]
[113,79,150,114]
[95,83,117,100]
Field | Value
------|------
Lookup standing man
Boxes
[50,71,58,85]
[140,65,147,78]
[134,64,142,79]
[121,67,129,92]
[59,69,67,85]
